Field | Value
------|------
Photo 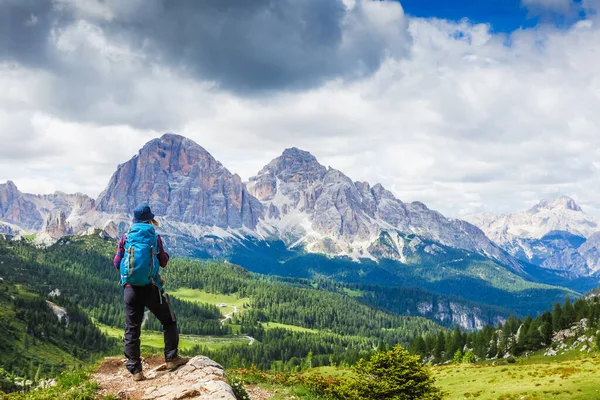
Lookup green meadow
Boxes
[96,322,250,351]
[169,288,250,317]
[300,351,600,400]
[433,353,600,400]
[261,322,319,334]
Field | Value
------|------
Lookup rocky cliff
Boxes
[0,180,94,234]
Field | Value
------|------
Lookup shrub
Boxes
[462,350,476,364]
[232,346,444,400]
[452,350,463,364]
[339,345,444,400]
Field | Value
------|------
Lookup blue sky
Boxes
[400,0,584,32]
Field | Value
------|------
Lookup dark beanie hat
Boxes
[133,204,155,223]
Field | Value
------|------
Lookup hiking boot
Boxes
[132,372,145,381]
[165,356,188,371]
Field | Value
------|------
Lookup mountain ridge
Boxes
[0,133,585,318]
[464,197,600,277]
[0,133,518,269]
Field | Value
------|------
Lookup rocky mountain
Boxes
[247,147,520,270]
[95,134,262,230]
[1,133,585,318]
[0,180,94,237]
[464,197,600,277]
[2,134,518,272]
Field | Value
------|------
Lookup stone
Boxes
[95,356,236,400]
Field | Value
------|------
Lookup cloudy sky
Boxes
[1,0,600,217]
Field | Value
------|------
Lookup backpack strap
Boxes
[128,247,135,277]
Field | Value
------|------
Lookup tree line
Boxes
[411,296,600,363]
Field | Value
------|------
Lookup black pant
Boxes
[124,284,179,374]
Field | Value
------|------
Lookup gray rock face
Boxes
[94,356,236,400]
[0,181,94,233]
[96,133,262,229]
[42,211,73,239]
[0,181,43,230]
[142,356,236,400]
[416,300,506,330]
[577,232,600,275]
[248,148,519,270]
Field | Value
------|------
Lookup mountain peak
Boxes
[157,132,193,146]
[257,147,327,181]
[95,134,262,229]
[160,132,185,140]
[533,196,582,212]
[1,180,19,192]
[281,147,315,159]
[277,147,325,169]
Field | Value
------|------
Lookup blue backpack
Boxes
[119,223,162,288]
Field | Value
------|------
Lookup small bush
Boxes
[231,345,444,400]
[507,357,517,364]
[462,350,476,364]
[338,345,444,400]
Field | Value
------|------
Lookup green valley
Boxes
[1,232,599,399]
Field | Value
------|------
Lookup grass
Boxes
[342,288,363,297]
[2,370,100,400]
[246,383,328,400]
[298,352,600,400]
[261,322,319,334]
[168,288,251,317]
[432,352,600,400]
[96,322,250,351]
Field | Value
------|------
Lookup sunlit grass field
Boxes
[168,288,250,316]
[96,322,250,351]
[261,322,319,334]
[433,351,600,400]
[302,351,600,400]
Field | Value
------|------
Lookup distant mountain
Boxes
[0,133,516,270]
[0,133,582,317]
[464,197,600,277]
[95,134,263,229]
[247,147,520,270]
[0,180,94,240]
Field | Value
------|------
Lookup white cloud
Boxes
[522,0,576,14]
[1,0,600,220]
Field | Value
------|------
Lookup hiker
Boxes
[113,204,186,381]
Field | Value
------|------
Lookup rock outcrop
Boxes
[41,211,73,239]
[94,356,236,400]
[0,181,44,230]
[0,180,95,236]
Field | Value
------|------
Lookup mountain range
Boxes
[0,133,595,320]
[465,198,600,278]
[1,133,516,266]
